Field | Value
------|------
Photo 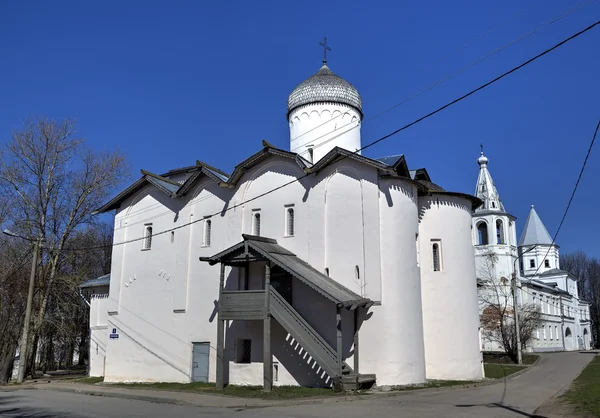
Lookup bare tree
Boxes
[478,252,543,363]
[561,252,599,348]
[0,117,128,378]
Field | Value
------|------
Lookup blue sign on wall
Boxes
[110,328,119,339]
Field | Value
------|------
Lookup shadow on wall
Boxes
[418,197,471,222]
[380,181,417,208]
[109,317,190,378]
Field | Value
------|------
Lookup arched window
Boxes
[204,219,212,246]
[496,220,504,244]
[143,224,153,250]
[432,243,440,271]
[544,259,550,268]
[325,268,329,277]
[477,222,489,245]
[253,212,261,236]
[565,327,572,337]
[286,207,294,236]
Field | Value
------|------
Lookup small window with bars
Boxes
[203,218,212,246]
[285,206,294,236]
[253,211,261,236]
[143,224,153,250]
[236,339,251,363]
[431,240,442,272]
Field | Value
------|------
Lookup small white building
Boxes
[473,153,593,353]
[80,274,110,377]
[86,58,485,389]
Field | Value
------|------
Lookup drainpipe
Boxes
[559,295,566,351]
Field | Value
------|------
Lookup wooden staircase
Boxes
[270,287,376,390]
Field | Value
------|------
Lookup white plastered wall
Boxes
[419,195,483,381]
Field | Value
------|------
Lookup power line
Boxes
[0,245,34,286]
[292,0,591,154]
[106,1,591,229]
[530,117,600,277]
[290,0,551,148]
[55,19,600,253]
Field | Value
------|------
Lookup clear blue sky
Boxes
[1,0,598,257]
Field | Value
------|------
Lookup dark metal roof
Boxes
[287,64,362,119]
[375,155,404,167]
[80,273,110,289]
[538,268,569,277]
[200,234,372,309]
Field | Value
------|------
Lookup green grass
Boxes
[560,355,600,417]
[73,378,347,400]
[484,363,527,379]
[71,377,104,384]
[390,379,479,391]
[482,352,539,365]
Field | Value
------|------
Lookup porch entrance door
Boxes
[270,265,293,305]
[192,342,210,382]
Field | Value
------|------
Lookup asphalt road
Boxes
[1,351,596,418]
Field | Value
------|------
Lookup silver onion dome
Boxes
[287,63,362,119]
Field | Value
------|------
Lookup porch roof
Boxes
[200,234,373,309]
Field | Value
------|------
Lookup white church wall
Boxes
[104,186,193,383]
[365,177,425,386]
[89,294,109,377]
[289,103,361,163]
[419,195,483,381]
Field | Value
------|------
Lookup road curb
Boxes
[27,358,543,410]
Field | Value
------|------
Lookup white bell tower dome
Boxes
[287,55,362,163]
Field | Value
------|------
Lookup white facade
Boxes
[473,153,593,353]
[289,103,361,163]
[86,60,484,386]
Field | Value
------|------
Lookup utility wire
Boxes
[0,245,34,286]
[292,0,591,153]
[290,0,551,147]
[47,19,600,252]
[530,118,600,277]
[109,1,591,226]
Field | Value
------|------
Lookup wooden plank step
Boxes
[341,374,376,391]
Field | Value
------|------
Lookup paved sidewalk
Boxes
[29,381,274,409]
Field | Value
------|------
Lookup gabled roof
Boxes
[94,161,231,214]
[309,147,410,178]
[80,273,110,289]
[521,278,571,297]
[519,205,553,246]
[200,234,373,309]
[225,141,311,187]
[96,142,479,214]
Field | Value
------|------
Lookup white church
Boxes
[473,152,593,353]
[81,56,491,390]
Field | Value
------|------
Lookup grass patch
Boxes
[72,377,104,384]
[560,355,600,417]
[76,379,346,400]
[482,352,538,365]
[390,380,478,391]
[484,363,527,379]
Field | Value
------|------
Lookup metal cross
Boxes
[319,37,331,64]
[480,143,484,154]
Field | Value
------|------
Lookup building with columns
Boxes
[473,153,593,353]
[82,57,486,389]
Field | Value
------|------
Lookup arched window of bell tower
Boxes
[496,220,505,244]
[477,222,489,245]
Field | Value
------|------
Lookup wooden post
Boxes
[216,263,225,390]
[353,309,359,374]
[263,262,272,392]
[336,305,343,390]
